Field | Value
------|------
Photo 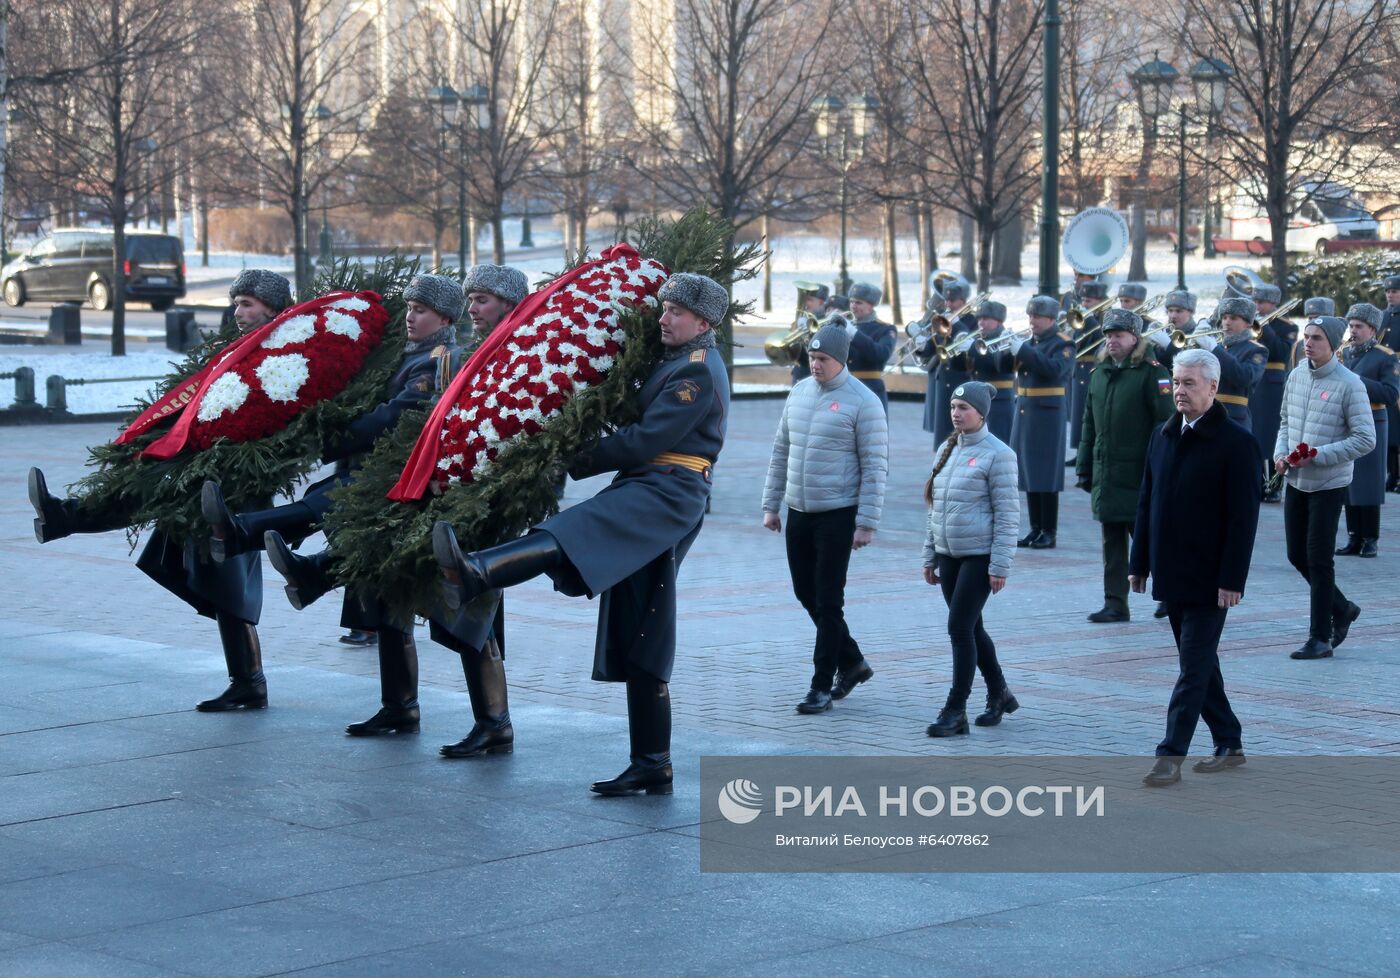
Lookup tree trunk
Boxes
[960,213,976,281]
[1128,133,1155,282]
[882,200,901,323]
[491,205,505,264]
[761,211,772,313]
[431,219,443,270]
[976,213,993,293]
[992,210,1023,285]
[925,204,937,273]
[0,8,9,264]
[199,194,210,267]
[468,213,479,265]
[916,207,929,305]
[575,208,588,253]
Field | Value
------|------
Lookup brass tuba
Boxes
[763,285,826,366]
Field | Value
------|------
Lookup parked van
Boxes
[1225,181,1379,255]
[2,229,186,310]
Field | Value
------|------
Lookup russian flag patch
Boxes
[1157,378,1171,393]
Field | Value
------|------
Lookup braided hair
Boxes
[923,432,960,506]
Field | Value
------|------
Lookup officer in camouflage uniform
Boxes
[433,272,731,797]
[1252,283,1295,502]
[846,282,897,414]
[924,278,977,441]
[1336,303,1399,558]
[1069,280,1108,453]
[967,300,1016,442]
[1010,296,1075,549]
[201,273,471,736]
[28,269,293,714]
[1378,276,1400,491]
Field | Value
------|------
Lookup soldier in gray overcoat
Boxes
[433,272,731,797]
[27,270,293,713]
[1378,276,1400,490]
[1181,297,1267,430]
[1251,283,1294,502]
[1010,295,1075,549]
[846,282,897,413]
[924,278,976,441]
[1336,303,1399,558]
[967,300,1016,442]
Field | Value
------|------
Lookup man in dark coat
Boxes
[967,300,1015,441]
[1010,295,1074,549]
[1379,276,1400,490]
[1336,303,1399,558]
[28,269,293,713]
[202,272,472,735]
[846,282,897,413]
[1131,348,1262,786]
[924,278,976,441]
[1076,308,1174,622]
[1251,283,1294,503]
[433,272,731,797]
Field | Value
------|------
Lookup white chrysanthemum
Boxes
[261,314,318,349]
[255,353,311,403]
[328,295,371,312]
[196,373,251,422]
[478,419,499,444]
[593,355,615,371]
[323,309,362,341]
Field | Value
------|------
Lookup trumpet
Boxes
[1065,295,1116,335]
[931,328,982,362]
[1075,293,1168,356]
[896,313,953,371]
[975,325,1034,356]
[1170,322,1228,349]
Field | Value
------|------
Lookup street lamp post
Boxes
[459,84,490,268]
[811,94,878,296]
[1190,58,1232,260]
[1038,0,1061,298]
[1128,54,1178,282]
[313,105,333,270]
[427,83,460,270]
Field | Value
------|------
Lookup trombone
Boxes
[1257,297,1301,327]
[1170,322,1227,348]
[895,311,953,371]
[1075,293,1167,357]
[932,328,982,362]
[1065,295,1116,335]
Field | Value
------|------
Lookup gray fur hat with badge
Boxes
[1303,296,1335,317]
[975,300,1007,323]
[1079,280,1109,301]
[1217,296,1257,322]
[1117,283,1147,302]
[229,269,293,313]
[950,381,995,419]
[1026,295,1060,319]
[941,279,971,303]
[807,316,852,365]
[1309,315,1347,351]
[1346,302,1382,330]
[658,272,729,326]
[462,264,529,306]
[404,273,466,323]
[1253,283,1282,305]
[1384,274,1400,292]
[1102,307,1143,335]
[849,282,882,305]
[1164,289,1197,313]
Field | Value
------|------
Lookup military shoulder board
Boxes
[431,345,452,393]
[1058,331,1073,343]
[1377,344,1395,356]
[689,349,707,363]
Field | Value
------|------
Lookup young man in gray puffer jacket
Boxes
[1274,315,1377,660]
[763,318,889,715]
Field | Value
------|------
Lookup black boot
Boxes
[196,615,267,711]
[265,531,336,610]
[1336,534,1363,556]
[1153,602,1169,619]
[28,467,122,543]
[441,639,514,758]
[346,629,420,735]
[1142,757,1182,787]
[974,687,1019,727]
[591,675,673,796]
[1017,530,1039,548]
[1028,530,1057,549]
[202,481,317,563]
[1332,602,1361,648]
[433,525,561,609]
[926,699,969,738]
[1359,538,1379,558]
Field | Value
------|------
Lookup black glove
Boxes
[1076,475,1092,493]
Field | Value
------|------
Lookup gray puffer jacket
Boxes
[922,425,1020,577]
[762,368,888,528]
[1274,355,1376,492]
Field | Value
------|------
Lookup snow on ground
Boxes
[2,232,1263,414]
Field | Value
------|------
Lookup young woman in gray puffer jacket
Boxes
[921,381,1022,738]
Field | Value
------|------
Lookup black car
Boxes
[2,229,186,311]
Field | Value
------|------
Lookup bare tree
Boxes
[895,0,1044,291]
[8,0,211,355]
[1059,0,1140,213]
[1173,0,1397,284]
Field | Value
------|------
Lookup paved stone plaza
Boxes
[2,400,1398,976]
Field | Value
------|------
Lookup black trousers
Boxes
[1101,521,1132,613]
[785,506,863,691]
[935,552,1005,707]
[1026,492,1060,534]
[1284,486,1351,641]
[1158,603,1241,757]
[1343,504,1381,539]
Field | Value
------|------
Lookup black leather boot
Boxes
[1336,534,1363,556]
[202,481,317,563]
[265,531,336,610]
[1332,602,1361,648]
[28,467,122,543]
[346,629,420,735]
[926,702,969,738]
[1359,538,1379,558]
[441,639,514,758]
[1142,757,1182,786]
[196,615,267,711]
[1017,530,1040,548]
[591,676,673,796]
[974,687,1019,727]
[433,525,561,609]
[1192,747,1245,773]
[1029,530,1057,549]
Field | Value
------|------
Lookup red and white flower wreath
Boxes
[433,252,669,486]
[185,291,389,450]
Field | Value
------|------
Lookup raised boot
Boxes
[202,481,317,563]
[926,704,970,738]
[29,467,123,543]
[196,615,267,712]
[974,687,1020,727]
[433,525,561,610]
[265,531,336,610]
[346,629,420,735]
[441,639,514,758]
[591,675,673,796]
